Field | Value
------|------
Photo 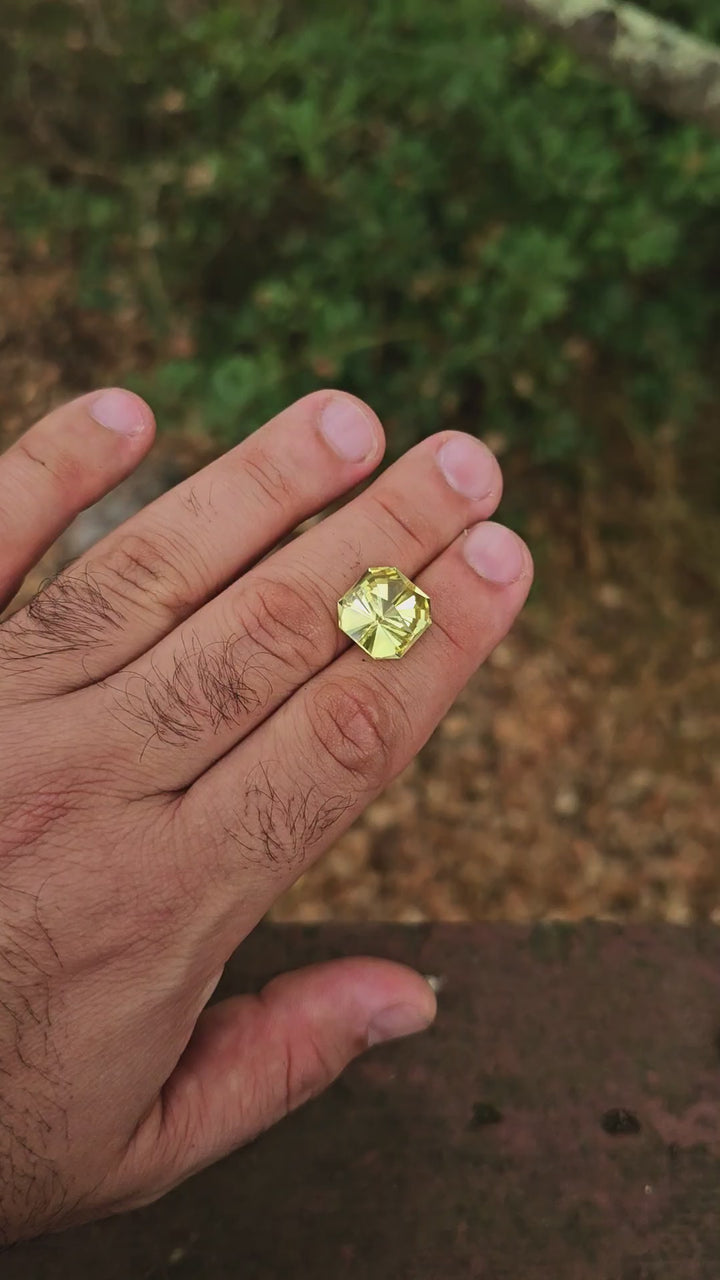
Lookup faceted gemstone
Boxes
[337,566,431,659]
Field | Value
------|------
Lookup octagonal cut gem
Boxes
[337,566,431,659]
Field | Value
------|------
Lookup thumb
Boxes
[121,957,436,1207]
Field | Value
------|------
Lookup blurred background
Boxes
[1,0,718,923]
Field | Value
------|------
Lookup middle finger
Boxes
[93,430,502,790]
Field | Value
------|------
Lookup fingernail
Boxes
[464,521,527,585]
[90,389,148,437]
[437,436,497,500]
[320,397,376,462]
[367,1002,434,1047]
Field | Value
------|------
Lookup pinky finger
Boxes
[0,388,155,609]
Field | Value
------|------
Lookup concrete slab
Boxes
[6,924,720,1278]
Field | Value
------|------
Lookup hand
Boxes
[0,387,531,1243]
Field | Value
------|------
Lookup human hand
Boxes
[0,387,532,1243]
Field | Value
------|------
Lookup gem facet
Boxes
[337,566,431,659]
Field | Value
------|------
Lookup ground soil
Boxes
[2,246,718,924]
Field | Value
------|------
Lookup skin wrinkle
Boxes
[0,783,78,857]
[222,762,351,872]
[0,881,61,972]
[239,447,293,511]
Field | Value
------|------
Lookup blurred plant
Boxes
[1,0,719,461]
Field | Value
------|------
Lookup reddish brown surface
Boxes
[8,924,720,1279]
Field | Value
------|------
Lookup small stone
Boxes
[554,786,581,817]
[488,640,515,669]
[337,566,431,659]
[397,906,427,923]
[441,713,469,739]
[365,801,397,830]
[597,582,625,609]
[423,974,445,993]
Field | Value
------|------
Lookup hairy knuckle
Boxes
[242,575,335,674]
[306,677,400,788]
[192,635,266,729]
[108,625,270,750]
[108,651,206,747]
[0,567,124,664]
[215,758,352,878]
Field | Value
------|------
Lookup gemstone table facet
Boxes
[337,566,431,659]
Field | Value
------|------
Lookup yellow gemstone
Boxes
[337,566,431,659]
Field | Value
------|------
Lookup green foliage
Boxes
[1,0,719,456]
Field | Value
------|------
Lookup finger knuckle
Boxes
[241,575,336,675]
[240,441,294,511]
[100,532,199,623]
[282,1028,341,1112]
[16,436,84,491]
[367,488,432,554]
[306,676,404,789]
